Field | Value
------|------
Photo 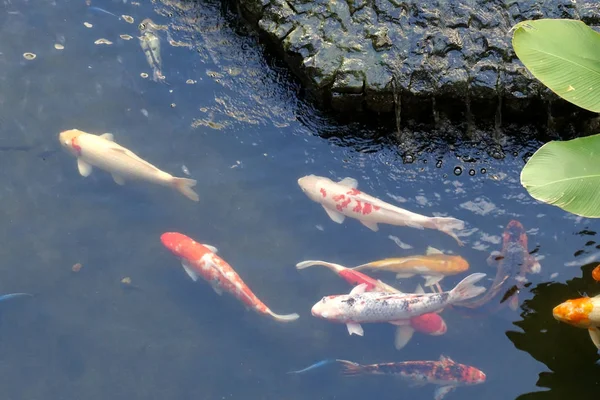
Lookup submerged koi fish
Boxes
[453,220,540,313]
[289,355,486,400]
[160,232,299,323]
[353,246,469,288]
[553,295,600,353]
[296,260,447,349]
[592,265,600,282]
[311,273,486,336]
[59,129,199,201]
[297,175,465,245]
[139,18,163,81]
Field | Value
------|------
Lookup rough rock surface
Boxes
[231,0,600,127]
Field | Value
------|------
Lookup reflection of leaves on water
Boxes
[156,0,299,130]
[507,263,600,399]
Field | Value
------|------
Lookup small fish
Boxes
[0,293,32,302]
[553,295,600,352]
[311,273,486,336]
[353,246,469,288]
[291,356,486,400]
[297,175,465,245]
[88,6,119,18]
[296,260,446,349]
[138,18,163,81]
[58,129,199,201]
[160,232,299,323]
[453,220,540,313]
[593,265,600,282]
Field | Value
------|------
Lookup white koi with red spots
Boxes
[160,232,299,323]
[58,129,199,201]
[311,272,486,336]
[297,175,465,245]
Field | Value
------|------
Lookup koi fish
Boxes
[289,355,486,400]
[58,129,199,202]
[311,272,486,336]
[139,18,163,81]
[593,265,600,282]
[297,175,465,245]
[296,260,447,349]
[453,220,540,313]
[553,295,600,352]
[352,246,469,288]
[160,232,299,323]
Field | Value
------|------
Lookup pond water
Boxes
[0,0,598,399]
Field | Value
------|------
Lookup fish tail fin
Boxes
[267,310,300,323]
[351,264,367,271]
[296,260,345,272]
[287,359,337,374]
[172,177,199,202]
[336,359,364,376]
[449,273,487,304]
[0,293,33,302]
[431,217,465,246]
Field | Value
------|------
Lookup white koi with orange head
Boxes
[297,175,465,245]
[59,129,198,201]
[553,295,600,350]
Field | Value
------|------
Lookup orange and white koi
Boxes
[59,129,199,201]
[296,260,447,349]
[311,273,486,336]
[352,246,469,287]
[289,355,486,400]
[553,295,600,352]
[160,232,299,322]
[297,175,465,245]
[593,265,600,282]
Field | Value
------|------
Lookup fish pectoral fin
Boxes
[394,325,415,350]
[211,283,223,296]
[360,220,379,232]
[100,133,114,141]
[349,283,368,295]
[322,206,346,224]
[508,294,520,311]
[426,246,443,255]
[414,284,425,294]
[181,261,199,282]
[203,245,218,253]
[338,177,358,188]
[77,159,92,177]
[396,272,415,279]
[112,174,126,185]
[423,275,444,287]
[527,257,542,274]
[434,385,456,400]
[589,327,600,350]
[346,322,364,336]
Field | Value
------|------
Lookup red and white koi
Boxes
[297,175,465,245]
[296,260,446,349]
[311,272,486,336]
[59,129,199,201]
[160,232,299,323]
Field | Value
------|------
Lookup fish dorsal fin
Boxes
[349,283,368,295]
[415,284,425,294]
[203,245,218,253]
[426,246,443,255]
[439,355,454,365]
[593,294,600,299]
[338,177,358,189]
[100,133,114,141]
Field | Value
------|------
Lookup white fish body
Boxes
[311,272,486,336]
[58,129,198,201]
[297,175,464,245]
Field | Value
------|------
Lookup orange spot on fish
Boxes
[335,196,352,212]
[593,265,600,282]
[353,200,363,213]
[362,203,373,215]
[320,188,327,197]
[71,137,82,155]
[346,188,361,196]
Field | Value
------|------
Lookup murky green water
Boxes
[0,0,598,399]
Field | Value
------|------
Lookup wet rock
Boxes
[231,0,600,128]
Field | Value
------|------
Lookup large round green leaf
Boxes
[512,19,600,112]
[521,134,600,217]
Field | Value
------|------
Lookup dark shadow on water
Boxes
[507,263,600,399]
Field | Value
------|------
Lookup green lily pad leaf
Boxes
[521,134,600,217]
[512,19,600,112]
